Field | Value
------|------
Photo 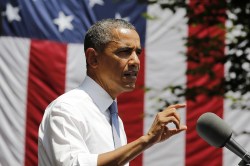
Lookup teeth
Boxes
[124,71,137,77]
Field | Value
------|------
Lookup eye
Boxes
[136,50,142,56]
[122,50,132,54]
[115,48,132,57]
[136,49,142,56]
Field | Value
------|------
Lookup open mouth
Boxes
[123,71,138,77]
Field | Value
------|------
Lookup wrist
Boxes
[139,135,154,149]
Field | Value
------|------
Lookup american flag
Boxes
[0,0,249,166]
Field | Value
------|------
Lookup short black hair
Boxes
[84,18,136,52]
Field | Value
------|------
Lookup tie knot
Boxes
[109,101,118,114]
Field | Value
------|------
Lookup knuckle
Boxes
[156,112,161,118]
[158,117,164,123]
[156,113,163,122]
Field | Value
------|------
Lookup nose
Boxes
[129,51,140,69]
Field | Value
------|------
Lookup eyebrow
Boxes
[116,46,142,53]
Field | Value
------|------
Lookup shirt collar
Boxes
[79,76,114,113]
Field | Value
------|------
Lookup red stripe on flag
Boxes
[25,40,67,165]
[186,1,225,165]
[118,50,145,166]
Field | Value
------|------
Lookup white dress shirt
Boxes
[38,76,128,166]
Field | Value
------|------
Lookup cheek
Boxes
[118,60,128,72]
[103,56,128,75]
[112,58,127,70]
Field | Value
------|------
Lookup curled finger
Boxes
[162,116,180,129]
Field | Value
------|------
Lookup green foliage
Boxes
[144,0,250,110]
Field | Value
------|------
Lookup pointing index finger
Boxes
[168,103,186,109]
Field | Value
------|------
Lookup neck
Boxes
[87,71,118,100]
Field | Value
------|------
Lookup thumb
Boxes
[169,125,187,135]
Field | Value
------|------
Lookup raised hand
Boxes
[146,104,187,145]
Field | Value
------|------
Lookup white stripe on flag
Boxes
[65,44,86,92]
[224,100,250,166]
[223,21,250,165]
[144,4,188,166]
[0,37,30,166]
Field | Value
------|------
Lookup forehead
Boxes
[110,28,141,46]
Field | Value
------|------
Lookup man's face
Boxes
[96,28,141,98]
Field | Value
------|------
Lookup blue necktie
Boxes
[109,101,121,149]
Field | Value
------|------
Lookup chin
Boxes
[124,84,136,91]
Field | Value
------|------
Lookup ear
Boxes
[85,48,98,68]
